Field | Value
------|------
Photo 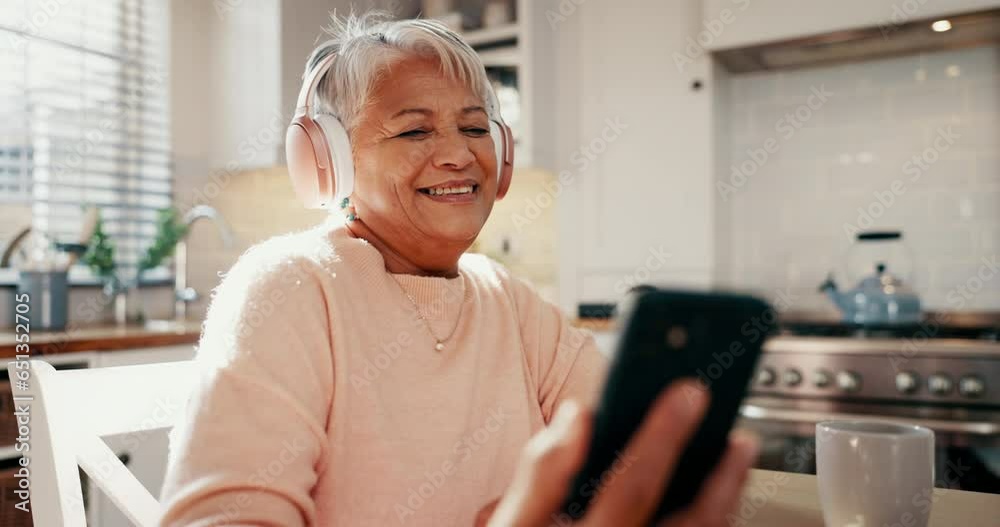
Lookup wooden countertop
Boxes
[743,469,999,526]
[2,317,592,359]
[0,320,202,358]
[572,317,617,332]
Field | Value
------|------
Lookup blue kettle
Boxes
[819,231,923,325]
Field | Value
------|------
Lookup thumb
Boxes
[489,401,592,527]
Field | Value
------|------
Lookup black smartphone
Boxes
[561,288,775,523]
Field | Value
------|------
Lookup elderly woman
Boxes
[159,13,757,527]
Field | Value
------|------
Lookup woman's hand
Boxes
[475,380,759,527]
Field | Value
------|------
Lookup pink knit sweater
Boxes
[159,219,608,526]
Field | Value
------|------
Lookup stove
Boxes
[753,336,1000,407]
[739,318,1000,494]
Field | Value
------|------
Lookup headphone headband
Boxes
[296,50,339,113]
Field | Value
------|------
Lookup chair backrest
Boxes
[9,359,198,527]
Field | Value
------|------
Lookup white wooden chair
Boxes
[9,359,198,526]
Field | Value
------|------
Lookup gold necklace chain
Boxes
[395,275,467,352]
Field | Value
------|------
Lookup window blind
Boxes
[0,0,171,277]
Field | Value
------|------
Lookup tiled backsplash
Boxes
[472,168,559,302]
[716,45,999,311]
[174,166,329,321]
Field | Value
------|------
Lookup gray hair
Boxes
[303,11,495,133]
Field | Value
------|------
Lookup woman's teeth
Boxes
[420,184,477,196]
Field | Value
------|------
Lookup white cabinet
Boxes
[170,0,284,171]
[554,0,716,312]
[91,345,195,527]
[702,0,1000,50]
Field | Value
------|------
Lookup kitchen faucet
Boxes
[173,205,236,320]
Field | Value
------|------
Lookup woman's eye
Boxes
[398,129,430,138]
[463,127,489,137]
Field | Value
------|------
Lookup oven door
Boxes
[736,396,1000,494]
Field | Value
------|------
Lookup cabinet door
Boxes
[562,0,714,306]
[702,0,1000,50]
[91,345,195,527]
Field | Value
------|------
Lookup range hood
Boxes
[714,9,1000,74]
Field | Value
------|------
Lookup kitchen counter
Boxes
[0,317,609,359]
[573,317,617,332]
[574,310,1000,336]
[0,320,202,358]
[743,469,999,526]
[5,310,994,359]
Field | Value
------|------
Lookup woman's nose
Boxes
[431,131,476,170]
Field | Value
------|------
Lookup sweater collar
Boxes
[325,221,468,323]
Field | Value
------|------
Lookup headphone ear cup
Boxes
[490,120,514,200]
[314,114,355,202]
[286,116,332,209]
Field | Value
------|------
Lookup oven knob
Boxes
[837,371,862,393]
[814,369,832,388]
[895,371,920,394]
[757,367,776,386]
[927,373,953,396]
[782,368,803,387]
[959,375,985,398]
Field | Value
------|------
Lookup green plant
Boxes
[81,214,116,278]
[138,207,189,273]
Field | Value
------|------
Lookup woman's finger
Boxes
[661,430,760,527]
[487,400,593,527]
[584,380,710,526]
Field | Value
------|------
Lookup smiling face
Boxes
[348,56,498,255]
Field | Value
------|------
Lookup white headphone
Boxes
[285,50,515,209]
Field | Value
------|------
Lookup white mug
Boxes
[816,420,935,527]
